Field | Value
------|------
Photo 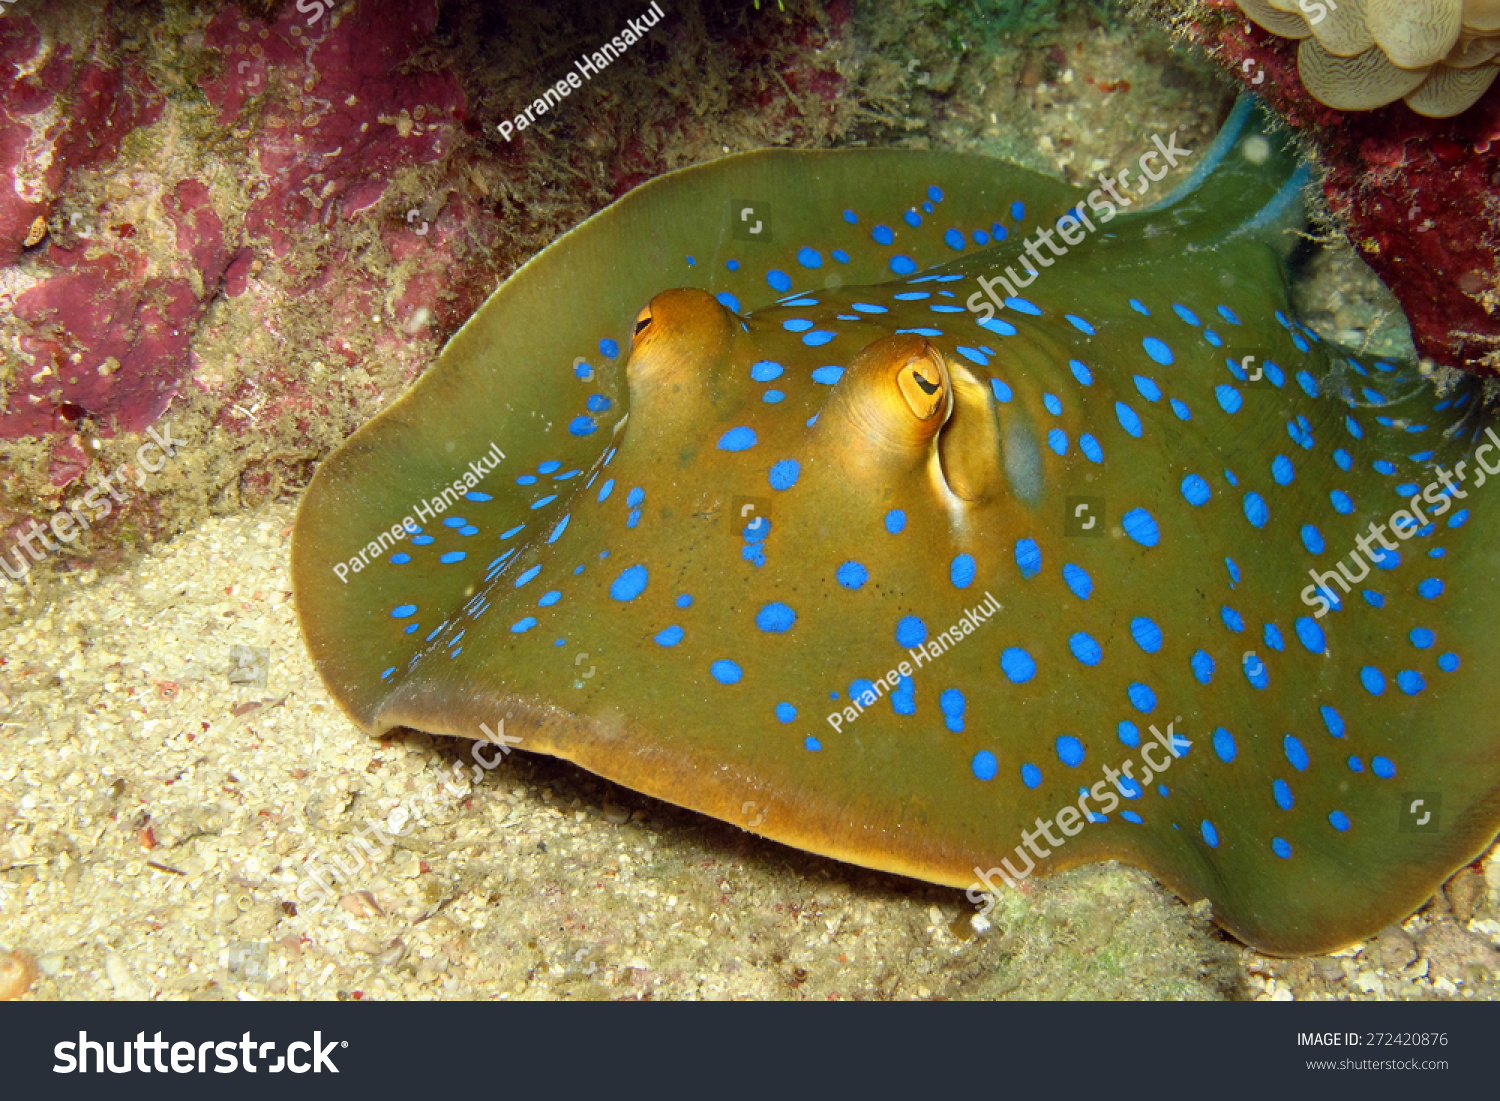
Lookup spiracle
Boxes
[1237,0,1500,116]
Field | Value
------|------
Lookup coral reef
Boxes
[1238,0,1500,117]
[1146,0,1500,377]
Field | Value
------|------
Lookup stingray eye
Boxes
[897,359,946,420]
[632,305,654,338]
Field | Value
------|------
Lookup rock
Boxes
[0,948,38,999]
[103,952,147,999]
[1445,867,1485,923]
[1375,925,1418,971]
[1419,923,1500,983]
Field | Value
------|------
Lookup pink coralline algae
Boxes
[1,1,466,444]
[1182,0,1500,375]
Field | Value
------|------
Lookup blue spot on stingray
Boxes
[1320,705,1345,738]
[1272,455,1294,485]
[716,292,741,312]
[972,751,998,781]
[872,224,895,245]
[1062,563,1093,600]
[1397,669,1426,695]
[1116,402,1143,437]
[1047,428,1068,455]
[891,675,915,715]
[1122,508,1159,547]
[538,590,561,607]
[1419,578,1444,599]
[1331,490,1354,514]
[1130,617,1163,652]
[1201,821,1220,848]
[941,688,966,732]
[762,390,784,404]
[885,509,907,534]
[1143,338,1174,365]
[1069,359,1094,386]
[776,702,797,723]
[944,229,965,249]
[1066,314,1095,335]
[1216,385,1243,414]
[391,604,417,619]
[568,417,596,436]
[1015,538,1041,578]
[1021,763,1042,788]
[803,330,836,346]
[1273,779,1294,810]
[1080,434,1103,463]
[781,319,814,333]
[837,561,868,590]
[1213,728,1237,762]
[980,317,1018,337]
[1118,722,1141,747]
[797,247,823,268]
[812,366,843,385]
[1043,392,1063,416]
[1295,615,1326,654]
[757,603,796,633]
[1301,524,1325,554]
[1243,492,1269,528]
[610,565,648,602]
[711,660,743,685]
[1329,811,1351,832]
[843,210,858,224]
[1128,682,1156,712]
[1285,735,1310,771]
[1069,633,1102,665]
[950,554,976,589]
[1373,756,1396,778]
[439,551,466,564]
[1173,303,1201,326]
[766,270,792,293]
[390,553,411,565]
[1056,736,1085,766]
[511,617,537,634]
[548,514,570,543]
[599,338,620,359]
[1134,375,1162,402]
[1411,627,1436,649]
[574,360,594,380]
[1361,666,1386,695]
[1001,648,1036,684]
[653,626,684,647]
[1181,475,1211,506]
[718,427,757,451]
[1190,650,1215,684]
[1006,297,1042,316]
[625,487,644,508]
[1439,652,1461,672]
[1129,299,1150,315]
[990,378,1014,402]
[851,303,887,314]
[1222,607,1245,632]
[896,616,927,647]
[1218,305,1241,325]
[1011,201,1026,220]
[768,459,800,491]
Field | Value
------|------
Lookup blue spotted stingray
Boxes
[292,100,1500,955]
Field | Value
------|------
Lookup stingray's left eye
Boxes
[633,305,653,337]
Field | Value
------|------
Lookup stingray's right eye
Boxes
[633,305,653,338]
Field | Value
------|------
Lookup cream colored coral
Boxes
[1237,0,1500,116]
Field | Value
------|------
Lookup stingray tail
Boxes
[1136,95,1310,254]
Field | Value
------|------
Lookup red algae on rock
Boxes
[1147,0,1500,376]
